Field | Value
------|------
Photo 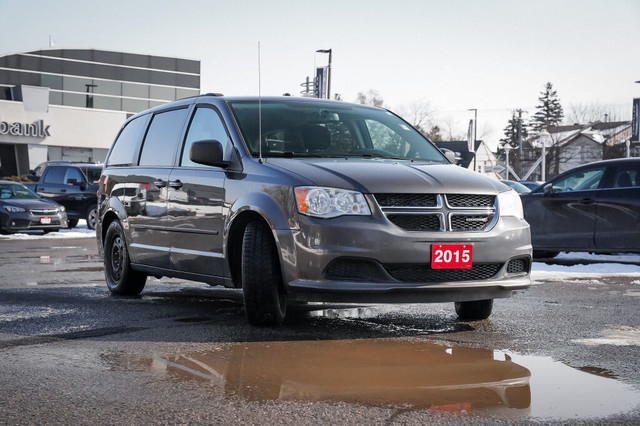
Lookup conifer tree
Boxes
[530,82,564,132]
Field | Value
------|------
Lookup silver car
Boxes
[97,96,531,325]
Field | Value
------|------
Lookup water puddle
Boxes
[103,338,640,420]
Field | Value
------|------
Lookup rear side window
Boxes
[107,115,149,166]
[139,108,189,167]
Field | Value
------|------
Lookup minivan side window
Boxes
[181,107,230,167]
[106,115,148,166]
[139,108,189,167]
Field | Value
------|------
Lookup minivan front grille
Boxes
[374,193,438,208]
[384,263,502,282]
[387,214,441,232]
[375,193,497,233]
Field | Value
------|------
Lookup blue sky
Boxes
[1,0,638,146]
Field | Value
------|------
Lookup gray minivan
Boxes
[97,95,531,326]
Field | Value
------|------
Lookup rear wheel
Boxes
[455,299,493,321]
[103,220,146,295]
[86,204,97,230]
[241,220,287,326]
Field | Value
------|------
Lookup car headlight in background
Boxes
[295,187,371,218]
[497,190,524,219]
[3,206,26,213]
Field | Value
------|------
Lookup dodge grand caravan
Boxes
[97,95,531,326]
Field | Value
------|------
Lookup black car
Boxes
[24,162,102,229]
[0,180,68,234]
[521,158,640,257]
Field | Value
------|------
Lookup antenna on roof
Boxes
[258,41,263,164]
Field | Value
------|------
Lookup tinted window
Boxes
[139,108,188,166]
[42,166,65,184]
[82,168,102,184]
[552,167,606,193]
[181,107,229,167]
[610,163,640,188]
[63,167,85,184]
[107,115,148,166]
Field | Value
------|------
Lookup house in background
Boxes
[434,140,501,179]
[521,121,632,181]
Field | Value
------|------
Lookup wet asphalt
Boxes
[1,236,640,425]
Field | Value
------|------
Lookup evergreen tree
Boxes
[499,109,528,152]
[530,82,564,132]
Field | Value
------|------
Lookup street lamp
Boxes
[316,49,332,99]
[503,144,512,180]
[538,129,550,181]
[468,108,477,171]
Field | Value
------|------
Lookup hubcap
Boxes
[88,209,97,229]
[110,235,124,282]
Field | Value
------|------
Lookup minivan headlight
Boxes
[295,187,371,218]
[497,190,524,219]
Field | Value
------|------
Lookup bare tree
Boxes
[395,99,433,135]
[566,103,609,124]
[355,90,384,107]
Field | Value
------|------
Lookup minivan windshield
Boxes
[228,100,447,162]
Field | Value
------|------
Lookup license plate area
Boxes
[40,217,52,224]
[431,244,473,269]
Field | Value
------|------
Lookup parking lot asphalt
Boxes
[1,235,639,425]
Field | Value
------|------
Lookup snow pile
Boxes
[533,252,640,280]
[0,220,95,240]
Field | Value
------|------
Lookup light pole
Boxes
[316,49,332,99]
[503,144,511,180]
[539,129,550,182]
[468,108,477,171]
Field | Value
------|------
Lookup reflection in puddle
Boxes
[101,338,639,420]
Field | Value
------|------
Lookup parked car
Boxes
[518,180,543,191]
[520,158,640,258]
[97,95,532,326]
[24,162,102,229]
[500,180,531,194]
[0,180,68,234]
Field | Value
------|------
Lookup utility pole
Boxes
[516,109,524,177]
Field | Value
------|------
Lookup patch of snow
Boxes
[532,251,640,281]
[572,326,640,346]
[0,220,95,240]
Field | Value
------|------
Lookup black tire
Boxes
[455,299,493,321]
[68,219,79,228]
[533,250,559,259]
[241,220,287,326]
[43,229,59,234]
[86,204,98,230]
[103,220,146,295]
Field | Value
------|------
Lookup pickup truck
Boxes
[25,162,102,229]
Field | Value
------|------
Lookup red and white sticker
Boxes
[431,244,473,269]
[40,217,52,225]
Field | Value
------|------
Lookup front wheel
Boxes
[86,204,98,230]
[241,220,287,326]
[455,299,493,321]
[103,220,146,295]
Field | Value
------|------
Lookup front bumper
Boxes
[0,210,68,232]
[279,214,532,304]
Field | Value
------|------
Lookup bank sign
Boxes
[0,118,51,138]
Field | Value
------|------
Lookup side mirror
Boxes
[189,140,229,168]
[67,178,79,185]
[543,183,553,196]
[444,150,457,164]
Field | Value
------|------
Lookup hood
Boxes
[0,198,62,211]
[266,158,508,194]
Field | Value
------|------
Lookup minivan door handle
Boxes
[169,180,183,189]
[153,180,167,188]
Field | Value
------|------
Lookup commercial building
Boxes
[0,48,200,176]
